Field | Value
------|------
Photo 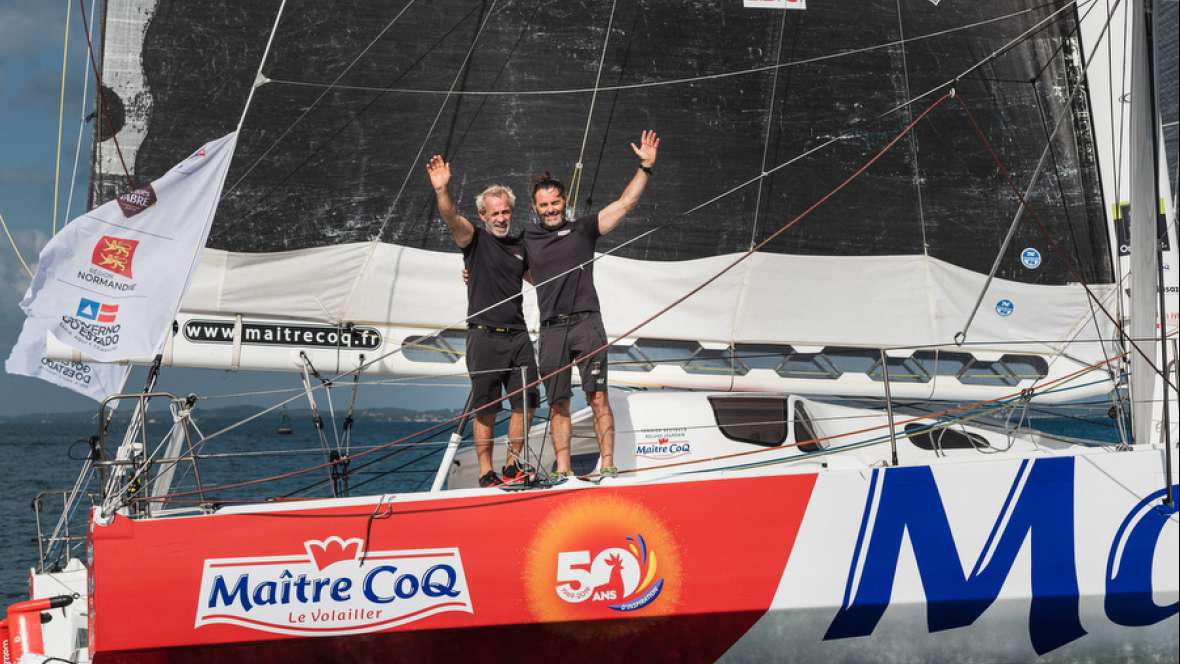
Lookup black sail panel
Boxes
[93,0,1113,285]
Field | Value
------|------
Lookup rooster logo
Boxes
[554,534,663,612]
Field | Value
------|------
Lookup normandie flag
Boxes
[6,132,238,400]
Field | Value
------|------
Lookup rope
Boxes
[52,0,72,235]
[0,211,34,278]
[568,0,619,218]
[64,0,98,223]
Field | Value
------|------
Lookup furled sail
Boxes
[83,0,1130,402]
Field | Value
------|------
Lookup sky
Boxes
[0,0,469,417]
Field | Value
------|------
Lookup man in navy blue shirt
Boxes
[427,155,539,487]
[525,130,660,477]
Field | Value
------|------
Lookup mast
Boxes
[1127,0,1167,448]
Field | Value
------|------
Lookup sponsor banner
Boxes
[196,538,472,636]
[17,132,237,362]
[726,453,1180,662]
[183,320,382,350]
[90,476,814,655]
[635,428,692,460]
[4,316,128,403]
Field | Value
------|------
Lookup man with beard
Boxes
[427,154,539,488]
[525,130,660,478]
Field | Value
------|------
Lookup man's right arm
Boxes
[426,154,474,248]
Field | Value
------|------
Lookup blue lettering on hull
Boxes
[825,457,1084,655]
[1105,485,1179,626]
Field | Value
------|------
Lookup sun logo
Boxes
[91,236,139,278]
[523,494,680,633]
[554,533,663,611]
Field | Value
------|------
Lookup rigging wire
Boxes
[51,0,72,236]
[334,0,502,321]
[955,92,1179,392]
[76,0,133,190]
[99,0,1142,504]
[229,2,489,233]
[124,82,1170,504]
[132,344,1128,505]
[748,6,790,250]
[64,0,98,224]
[265,0,1091,99]
[567,0,619,218]
[131,92,954,504]
[223,0,419,196]
[0,211,34,278]
[678,0,1096,221]
[371,0,499,237]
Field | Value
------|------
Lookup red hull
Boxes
[89,474,817,662]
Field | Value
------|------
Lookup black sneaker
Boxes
[478,470,504,488]
[501,462,535,483]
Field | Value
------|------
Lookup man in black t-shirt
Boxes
[525,130,660,478]
[427,155,539,488]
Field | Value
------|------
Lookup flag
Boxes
[19,132,238,362]
[5,316,129,403]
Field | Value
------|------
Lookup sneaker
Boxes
[501,461,535,482]
[600,466,619,478]
[478,470,504,488]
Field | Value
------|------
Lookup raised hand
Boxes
[426,154,452,190]
[629,130,660,167]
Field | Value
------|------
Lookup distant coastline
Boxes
[0,404,462,426]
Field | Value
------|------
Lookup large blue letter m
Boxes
[824,457,1084,655]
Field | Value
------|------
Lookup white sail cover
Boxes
[182,245,1118,366]
[20,133,237,362]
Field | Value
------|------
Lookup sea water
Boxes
[0,407,1122,604]
[0,413,455,603]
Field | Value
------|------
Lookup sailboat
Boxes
[4,0,1177,662]
[276,409,294,435]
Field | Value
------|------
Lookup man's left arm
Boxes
[597,130,660,235]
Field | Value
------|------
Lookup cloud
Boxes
[0,225,43,307]
[0,4,69,55]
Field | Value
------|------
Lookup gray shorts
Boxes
[538,312,609,403]
[465,328,539,413]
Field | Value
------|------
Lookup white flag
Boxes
[5,316,129,403]
[20,132,238,362]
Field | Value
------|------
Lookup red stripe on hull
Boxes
[93,613,772,663]
[90,474,817,660]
